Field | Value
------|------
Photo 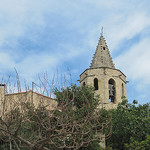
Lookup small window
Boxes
[94,78,98,90]
[83,82,86,86]
[103,47,105,50]
[122,83,124,97]
[108,79,115,103]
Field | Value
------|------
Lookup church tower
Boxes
[80,31,127,109]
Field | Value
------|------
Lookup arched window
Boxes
[122,83,124,97]
[94,78,98,90]
[108,79,115,103]
[83,82,86,86]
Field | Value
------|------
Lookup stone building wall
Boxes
[80,67,126,109]
[0,85,57,116]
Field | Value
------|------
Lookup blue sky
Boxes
[0,0,150,104]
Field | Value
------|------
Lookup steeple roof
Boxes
[90,34,115,69]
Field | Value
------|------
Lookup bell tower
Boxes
[80,31,127,109]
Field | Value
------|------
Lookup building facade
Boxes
[0,84,57,116]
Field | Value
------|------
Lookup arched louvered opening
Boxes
[94,78,98,90]
[83,82,86,86]
[122,83,124,97]
[108,79,115,103]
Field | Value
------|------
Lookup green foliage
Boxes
[125,135,150,150]
[80,141,103,150]
[54,85,101,122]
[54,84,99,109]
[54,85,111,149]
[107,99,150,150]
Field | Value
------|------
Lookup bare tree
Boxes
[0,85,111,150]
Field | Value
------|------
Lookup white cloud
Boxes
[0,52,15,70]
[115,38,150,84]
[82,1,150,52]
[107,12,150,50]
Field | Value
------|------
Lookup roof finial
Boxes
[101,26,103,36]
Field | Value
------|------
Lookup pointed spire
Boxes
[90,31,115,69]
[101,26,103,36]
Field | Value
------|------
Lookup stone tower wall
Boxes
[80,67,126,109]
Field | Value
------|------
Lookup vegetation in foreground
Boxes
[0,85,111,150]
[0,83,149,150]
[107,98,150,150]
